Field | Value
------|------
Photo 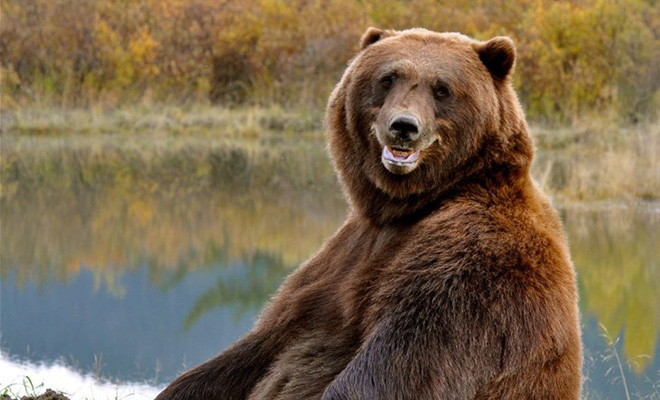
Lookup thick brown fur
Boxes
[156,28,582,400]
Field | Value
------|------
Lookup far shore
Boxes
[2,105,658,204]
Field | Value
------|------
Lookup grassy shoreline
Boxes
[0,105,324,138]
[1,105,659,203]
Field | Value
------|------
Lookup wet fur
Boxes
[156,28,582,400]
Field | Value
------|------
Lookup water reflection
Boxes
[182,251,289,331]
[1,135,344,293]
[1,136,658,397]
[564,207,660,373]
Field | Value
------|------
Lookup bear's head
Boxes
[326,28,534,225]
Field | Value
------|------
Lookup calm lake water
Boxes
[1,134,659,399]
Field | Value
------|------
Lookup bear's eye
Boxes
[379,73,396,88]
[434,83,451,99]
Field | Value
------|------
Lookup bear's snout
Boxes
[388,114,421,142]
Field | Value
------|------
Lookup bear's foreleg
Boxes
[155,330,279,400]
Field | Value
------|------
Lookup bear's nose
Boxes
[389,115,420,141]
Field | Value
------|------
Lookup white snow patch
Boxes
[0,352,163,400]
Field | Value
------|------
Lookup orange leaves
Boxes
[1,0,658,120]
[514,0,660,123]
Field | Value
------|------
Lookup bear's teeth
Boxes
[383,146,420,164]
[388,146,413,159]
[391,149,412,158]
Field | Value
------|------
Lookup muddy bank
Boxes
[2,389,71,400]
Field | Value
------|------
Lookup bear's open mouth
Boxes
[382,146,420,166]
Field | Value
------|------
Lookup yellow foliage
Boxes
[0,0,658,119]
[567,208,660,373]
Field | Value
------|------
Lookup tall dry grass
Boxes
[532,121,660,202]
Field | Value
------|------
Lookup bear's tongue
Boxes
[383,146,420,163]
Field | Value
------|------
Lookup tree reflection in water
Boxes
[1,136,658,394]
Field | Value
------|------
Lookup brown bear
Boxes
[156,27,582,400]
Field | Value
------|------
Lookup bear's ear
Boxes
[475,36,516,80]
[360,27,395,50]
